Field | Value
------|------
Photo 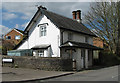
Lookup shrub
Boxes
[99,51,120,66]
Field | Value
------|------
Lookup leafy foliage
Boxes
[2,39,15,55]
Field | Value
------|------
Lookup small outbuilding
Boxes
[7,49,33,56]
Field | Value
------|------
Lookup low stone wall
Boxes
[2,56,73,71]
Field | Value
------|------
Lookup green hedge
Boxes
[99,51,120,66]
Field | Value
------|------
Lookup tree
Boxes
[84,2,119,54]
[2,39,15,55]
[116,1,120,56]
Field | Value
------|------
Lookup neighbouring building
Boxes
[12,6,102,70]
[93,37,104,48]
[93,37,104,59]
[4,28,24,45]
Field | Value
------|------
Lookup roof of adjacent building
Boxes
[15,28,24,34]
[24,6,96,36]
[5,28,24,36]
[60,41,103,50]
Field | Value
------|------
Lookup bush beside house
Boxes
[2,40,15,55]
[99,51,120,66]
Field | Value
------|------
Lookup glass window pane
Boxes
[6,36,11,40]
[40,25,47,37]
[15,35,20,40]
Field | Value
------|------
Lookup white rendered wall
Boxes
[88,50,93,67]
[73,48,82,70]
[85,49,88,69]
[62,31,93,45]
[18,15,60,57]
[88,37,93,45]
[17,39,29,49]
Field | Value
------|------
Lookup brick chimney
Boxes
[72,10,82,23]
[76,10,82,22]
[72,11,76,19]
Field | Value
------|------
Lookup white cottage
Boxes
[15,6,102,70]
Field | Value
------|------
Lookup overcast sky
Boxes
[1,2,92,37]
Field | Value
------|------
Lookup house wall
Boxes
[4,29,23,45]
[62,31,93,45]
[88,50,93,67]
[61,31,94,70]
[18,15,60,57]
[74,48,82,70]
[18,39,29,49]
[61,48,82,70]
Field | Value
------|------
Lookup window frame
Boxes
[6,36,11,40]
[85,36,88,43]
[15,35,21,40]
[68,32,73,40]
[38,50,44,57]
[40,25,47,37]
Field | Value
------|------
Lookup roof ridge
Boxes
[44,9,81,24]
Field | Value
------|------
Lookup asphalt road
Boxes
[44,65,119,81]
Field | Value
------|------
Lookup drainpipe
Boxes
[60,30,65,45]
[27,31,29,49]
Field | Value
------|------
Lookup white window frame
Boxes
[15,35,21,40]
[38,50,44,57]
[40,25,47,37]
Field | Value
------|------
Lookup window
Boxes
[6,36,11,40]
[15,35,21,40]
[40,25,47,36]
[38,50,44,57]
[85,36,88,43]
[68,33,73,40]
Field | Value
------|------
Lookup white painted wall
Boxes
[74,49,82,70]
[18,15,60,57]
[85,49,88,69]
[73,33,85,43]
[88,37,93,45]
[17,39,29,49]
[88,50,93,67]
[62,31,93,45]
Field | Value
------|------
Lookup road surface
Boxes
[44,65,119,81]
